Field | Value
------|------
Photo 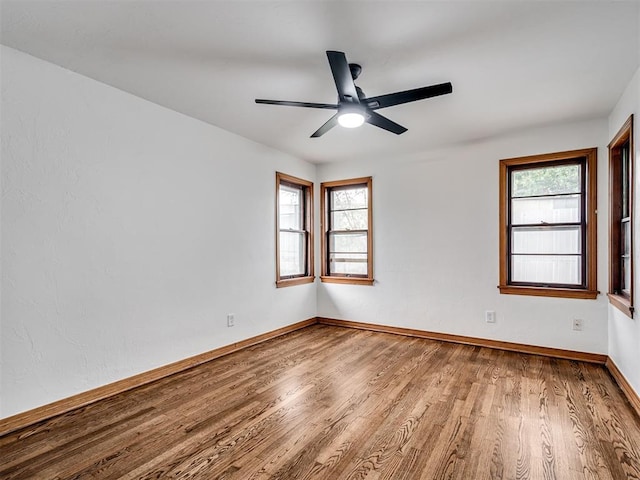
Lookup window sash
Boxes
[620,143,632,293]
[321,177,373,284]
[507,159,587,289]
[608,115,634,314]
[278,231,308,278]
[327,230,368,276]
[279,183,309,278]
[327,185,369,278]
[276,173,314,286]
[279,183,304,231]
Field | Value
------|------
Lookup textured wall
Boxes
[1,46,317,418]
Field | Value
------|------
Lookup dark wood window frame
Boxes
[320,177,374,286]
[275,172,314,288]
[608,115,634,317]
[499,148,598,299]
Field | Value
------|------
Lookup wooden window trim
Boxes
[608,293,633,318]
[608,115,634,317]
[498,148,598,299]
[320,176,374,286]
[275,172,314,288]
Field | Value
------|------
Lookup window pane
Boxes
[331,209,368,230]
[623,257,631,294]
[622,215,631,293]
[623,220,631,255]
[622,143,630,218]
[511,255,581,285]
[511,195,580,225]
[331,187,368,210]
[511,164,581,197]
[330,253,368,275]
[329,232,368,254]
[512,226,581,254]
[279,231,305,276]
[279,184,302,230]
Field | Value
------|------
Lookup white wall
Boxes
[0,43,624,420]
[0,46,317,418]
[317,119,609,354]
[608,66,640,397]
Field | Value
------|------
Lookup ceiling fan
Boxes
[255,50,453,138]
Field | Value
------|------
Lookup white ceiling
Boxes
[1,1,639,164]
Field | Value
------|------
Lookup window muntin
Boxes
[608,115,634,316]
[499,148,597,299]
[321,177,373,285]
[276,173,314,287]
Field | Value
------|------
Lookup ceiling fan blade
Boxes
[366,111,407,135]
[363,82,453,110]
[311,113,340,138]
[326,51,360,104]
[255,99,338,109]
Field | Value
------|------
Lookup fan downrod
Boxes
[349,63,362,80]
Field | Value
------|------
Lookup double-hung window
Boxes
[608,115,634,317]
[321,177,373,285]
[499,148,597,299]
[275,172,314,287]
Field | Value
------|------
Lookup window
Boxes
[276,172,314,287]
[321,177,373,285]
[608,115,634,317]
[499,148,597,299]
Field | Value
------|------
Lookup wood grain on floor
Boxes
[2,324,640,479]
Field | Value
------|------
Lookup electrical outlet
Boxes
[227,314,235,327]
[572,318,583,331]
[485,311,496,323]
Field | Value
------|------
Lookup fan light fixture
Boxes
[255,50,453,137]
[338,111,365,128]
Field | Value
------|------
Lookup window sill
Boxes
[498,285,598,299]
[607,293,634,318]
[276,276,315,288]
[320,276,374,286]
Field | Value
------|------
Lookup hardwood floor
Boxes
[2,324,640,479]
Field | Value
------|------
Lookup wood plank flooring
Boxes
[2,324,640,479]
